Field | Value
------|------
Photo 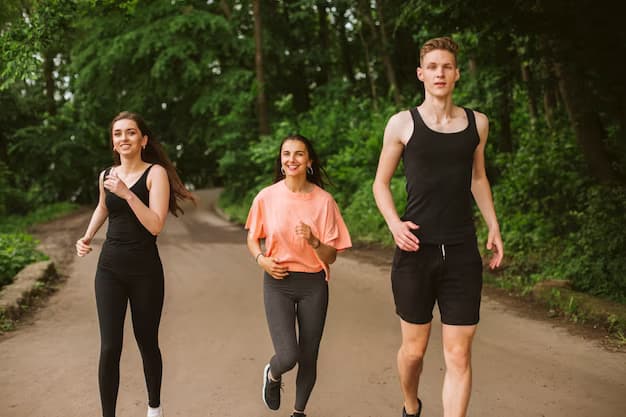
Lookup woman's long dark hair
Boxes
[273,134,330,189]
[110,111,196,216]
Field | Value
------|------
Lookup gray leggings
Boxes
[264,271,328,411]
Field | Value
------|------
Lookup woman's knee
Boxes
[100,342,122,362]
[276,349,299,372]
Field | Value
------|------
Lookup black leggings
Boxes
[95,268,164,417]
[264,271,328,411]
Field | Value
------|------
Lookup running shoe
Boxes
[147,405,163,417]
[402,398,422,417]
[262,363,282,410]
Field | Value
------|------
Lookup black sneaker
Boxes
[402,398,422,417]
[262,364,281,410]
[291,413,306,417]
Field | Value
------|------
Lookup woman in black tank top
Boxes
[75,112,194,417]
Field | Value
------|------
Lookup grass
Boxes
[0,202,79,233]
[485,268,626,345]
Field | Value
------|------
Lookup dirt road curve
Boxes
[1,189,624,417]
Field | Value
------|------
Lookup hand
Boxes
[103,169,131,199]
[76,236,92,257]
[486,227,504,269]
[259,255,289,279]
[295,221,319,247]
[391,220,420,251]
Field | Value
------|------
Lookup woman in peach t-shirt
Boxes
[246,134,351,417]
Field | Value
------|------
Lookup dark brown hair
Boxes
[110,111,196,216]
[419,36,459,66]
[273,134,330,189]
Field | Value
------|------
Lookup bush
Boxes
[0,233,47,289]
[554,185,626,302]
[0,201,76,291]
[342,177,407,246]
[0,202,78,233]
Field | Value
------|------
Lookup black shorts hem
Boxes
[440,317,480,326]
[396,310,433,325]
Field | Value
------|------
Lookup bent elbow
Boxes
[149,220,166,236]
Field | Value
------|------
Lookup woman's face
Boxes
[280,139,312,178]
[111,118,147,157]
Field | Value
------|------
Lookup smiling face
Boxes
[111,118,148,157]
[417,49,460,98]
[280,139,312,178]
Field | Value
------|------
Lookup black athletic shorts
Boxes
[391,238,483,325]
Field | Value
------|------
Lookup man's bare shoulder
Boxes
[470,109,489,140]
[387,109,413,127]
[385,109,414,145]
[471,109,488,126]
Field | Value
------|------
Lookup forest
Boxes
[1,0,625,303]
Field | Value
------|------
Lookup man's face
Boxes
[417,49,460,97]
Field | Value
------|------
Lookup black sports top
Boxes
[401,107,479,244]
[97,164,161,275]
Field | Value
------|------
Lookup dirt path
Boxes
[1,189,624,417]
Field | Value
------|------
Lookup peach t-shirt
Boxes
[245,180,352,280]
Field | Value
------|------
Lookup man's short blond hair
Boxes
[419,37,459,66]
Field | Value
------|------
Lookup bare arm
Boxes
[76,171,109,257]
[372,111,420,251]
[104,165,170,236]
[471,111,504,269]
[246,232,288,279]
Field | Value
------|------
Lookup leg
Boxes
[264,273,299,377]
[398,319,431,415]
[391,246,440,415]
[441,324,477,417]
[293,272,328,412]
[436,240,482,417]
[128,270,165,408]
[95,270,128,417]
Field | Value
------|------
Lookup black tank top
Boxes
[401,107,479,244]
[98,164,161,275]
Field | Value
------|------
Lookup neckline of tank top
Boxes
[279,179,318,200]
[413,106,471,135]
[111,164,154,190]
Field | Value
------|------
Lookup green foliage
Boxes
[0,202,75,290]
[220,82,406,245]
[0,233,47,289]
[0,202,78,233]
[0,0,77,89]
[342,177,406,246]
[553,186,626,302]
[1,0,625,306]
[9,106,105,206]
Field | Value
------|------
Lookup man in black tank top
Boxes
[373,37,504,417]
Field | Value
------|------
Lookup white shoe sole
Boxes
[262,363,272,409]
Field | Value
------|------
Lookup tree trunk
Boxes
[335,2,354,84]
[43,50,56,116]
[0,131,7,163]
[358,28,378,109]
[219,0,231,19]
[520,64,538,125]
[374,1,401,105]
[555,61,618,183]
[316,0,329,86]
[543,89,556,128]
[253,0,270,135]
[498,77,513,152]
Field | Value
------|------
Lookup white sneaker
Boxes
[147,405,163,417]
